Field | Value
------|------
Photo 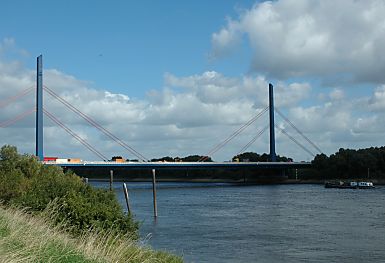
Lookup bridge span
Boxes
[44,161,311,183]
[44,161,310,169]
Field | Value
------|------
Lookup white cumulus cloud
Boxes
[211,0,385,83]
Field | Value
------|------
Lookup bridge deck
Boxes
[44,161,311,169]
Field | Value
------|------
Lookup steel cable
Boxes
[199,106,269,161]
[237,125,269,155]
[275,108,323,154]
[43,86,148,161]
[0,86,34,108]
[275,124,315,157]
[43,109,108,160]
[0,108,36,128]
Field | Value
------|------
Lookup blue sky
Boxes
[2,0,256,97]
[1,0,385,161]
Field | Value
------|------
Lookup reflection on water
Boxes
[91,181,385,263]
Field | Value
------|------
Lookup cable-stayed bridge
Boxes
[1,56,320,181]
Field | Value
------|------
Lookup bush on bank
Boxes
[0,145,138,237]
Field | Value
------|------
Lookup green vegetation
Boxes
[231,148,385,181]
[0,205,182,263]
[148,152,290,163]
[150,155,213,162]
[232,152,292,162]
[0,145,182,262]
[0,145,137,236]
[233,147,385,181]
[310,147,385,180]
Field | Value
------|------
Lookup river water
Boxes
[91,182,385,263]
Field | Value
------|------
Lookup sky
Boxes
[1,0,385,162]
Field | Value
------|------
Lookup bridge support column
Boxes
[36,55,43,160]
[269,83,277,162]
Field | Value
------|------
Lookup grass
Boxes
[0,205,183,263]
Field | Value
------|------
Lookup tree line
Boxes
[113,153,290,163]
[111,155,213,162]
[311,146,385,179]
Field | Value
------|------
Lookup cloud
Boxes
[368,85,385,111]
[211,0,385,83]
[211,18,242,58]
[0,54,314,161]
[0,38,29,59]
[164,71,310,108]
[329,88,344,101]
[1,41,384,161]
[0,38,16,54]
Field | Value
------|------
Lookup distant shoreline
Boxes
[86,178,385,185]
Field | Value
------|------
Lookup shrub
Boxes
[0,145,28,202]
[59,189,138,236]
[0,169,26,202]
[14,167,84,211]
[0,145,138,237]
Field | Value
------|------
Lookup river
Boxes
[91,181,385,263]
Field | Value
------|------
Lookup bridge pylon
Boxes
[269,83,276,162]
[36,55,43,161]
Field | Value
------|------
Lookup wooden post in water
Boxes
[152,169,158,218]
[110,170,114,191]
[123,183,131,214]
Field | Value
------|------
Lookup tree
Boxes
[232,152,292,162]
[151,156,174,162]
[232,152,261,162]
[312,153,328,170]
[307,146,385,179]
[182,155,212,162]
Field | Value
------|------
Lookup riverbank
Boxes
[0,145,182,262]
[86,177,385,185]
[0,205,182,263]
[283,178,385,185]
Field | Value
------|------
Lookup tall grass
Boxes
[0,205,182,263]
